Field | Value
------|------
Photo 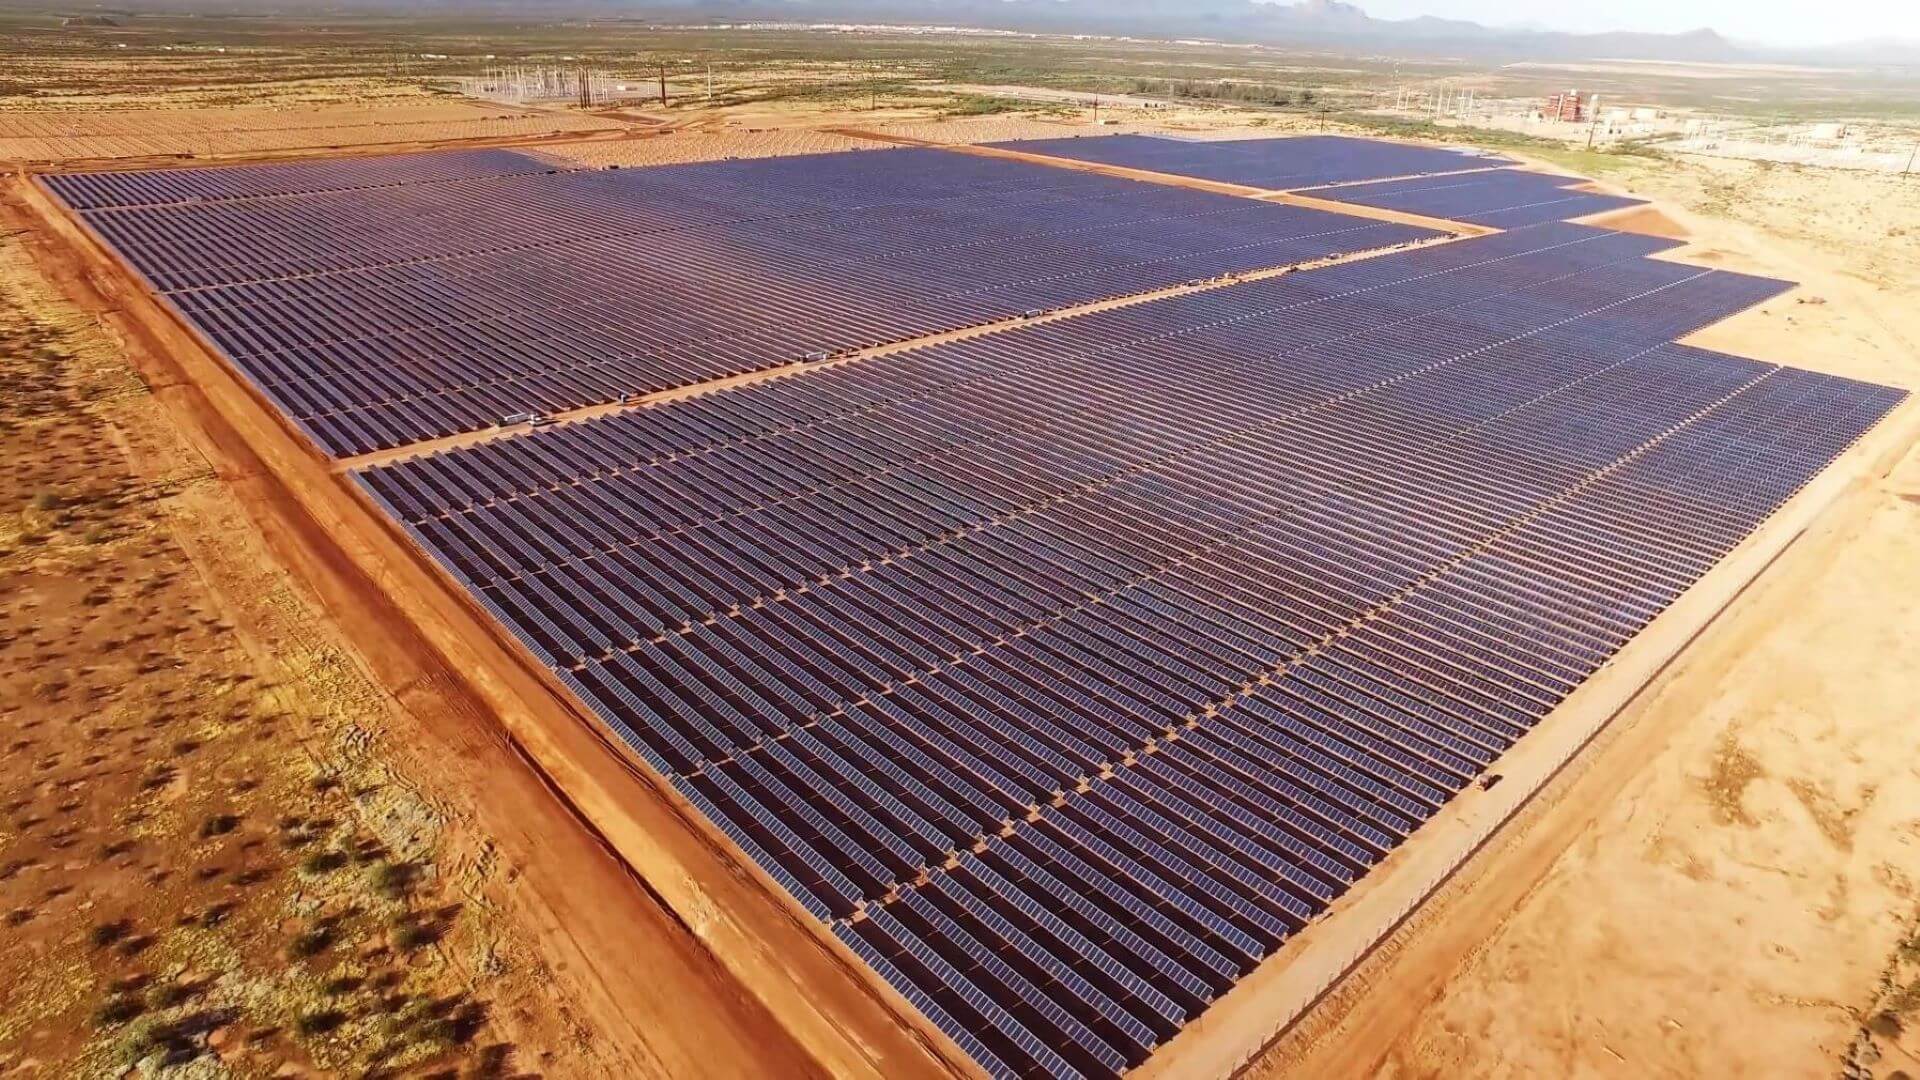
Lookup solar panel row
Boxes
[353,222,1905,1077]
[1315,168,1646,227]
[44,147,559,210]
[989,134,1512,191]
[45,148,1440,458]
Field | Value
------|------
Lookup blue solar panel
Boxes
[44,146,1439,457]
[43,147,557,209]
[1315,167,1646,226]
[353,221,1904,1078]
[990,133,1512,190]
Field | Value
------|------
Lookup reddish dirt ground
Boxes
[0,225,555,1076]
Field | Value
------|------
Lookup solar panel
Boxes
[989,134,1513,190]
[353,221,1905,1078]
[1314,167,1646,226]
[44,147,1440,457]
[40,147,558,209]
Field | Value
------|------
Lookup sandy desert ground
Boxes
[532,124,885,168]
[0,100,625,164]
[3,54,1919,1079]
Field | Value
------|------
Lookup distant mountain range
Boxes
[93,0,1919,66]
[608,0,1914,64]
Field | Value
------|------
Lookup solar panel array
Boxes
[45,147,559,209]
[989,134,1512,191]
[43,147,1438,457]
[1315,168,1646,227]
[353,221,1905,1078]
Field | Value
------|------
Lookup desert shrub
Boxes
[390,914,444,952]
[301,849,348,874]
[199,813,240,838]
[294,1009,346,1036]
[370,860,419,900]
[97,996,145,1025]
[288,923,335,959]
[148,980,201,1009]
[322,974,364,996]
[89,918,133,948]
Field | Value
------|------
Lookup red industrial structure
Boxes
[1544,88,1588,122]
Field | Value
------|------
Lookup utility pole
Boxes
[1905,142,1917,176]
[1092,95,1099,125]
[659,65,667,107]
[707,64,713,102]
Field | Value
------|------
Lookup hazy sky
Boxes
[1343,0,1919,45]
